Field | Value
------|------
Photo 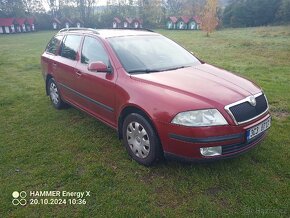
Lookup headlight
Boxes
[171,109,228,127]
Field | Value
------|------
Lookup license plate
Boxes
[246,117,271,141]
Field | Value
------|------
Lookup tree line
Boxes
[0,0,289,30]
[223,0,290,27]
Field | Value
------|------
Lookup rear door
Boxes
[74,36,117,127]
[41,34,63,79]
[53,34,83,105]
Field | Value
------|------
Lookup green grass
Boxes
[0,26,289,217]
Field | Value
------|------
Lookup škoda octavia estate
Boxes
[41,28,271,165]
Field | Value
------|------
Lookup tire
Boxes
[47,78,66,109]
[122,113,162,166]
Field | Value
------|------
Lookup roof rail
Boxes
[112,28,154,32]
[141,28,155,32]
[58,28,99,34]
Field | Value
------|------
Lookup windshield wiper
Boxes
[162,66,191,71]
[128,69,161,74]
[128,66,191,74]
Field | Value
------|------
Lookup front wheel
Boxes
[48,78,66,109]
[122,113,162,166]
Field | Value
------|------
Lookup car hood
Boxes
[130,64,261,106]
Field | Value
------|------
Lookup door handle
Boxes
[75,70,82,77]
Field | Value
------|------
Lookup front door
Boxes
[75,36,117,127]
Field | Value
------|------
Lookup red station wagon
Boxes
[41,28,271,166]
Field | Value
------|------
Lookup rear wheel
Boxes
[122,113,162,166]
[48,78,66,109]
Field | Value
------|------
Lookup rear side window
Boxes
[60,35,82,60]
[46,35,63,55]
[81,36,109,65]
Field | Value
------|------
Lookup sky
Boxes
[95,0,108,6]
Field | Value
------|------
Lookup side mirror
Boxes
[88,61,111,73]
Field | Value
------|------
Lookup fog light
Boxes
[200,146,222,157]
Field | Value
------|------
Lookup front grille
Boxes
[229,94,268,123]
[222,132,266,155]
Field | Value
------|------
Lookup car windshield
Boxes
[108,35,201,74]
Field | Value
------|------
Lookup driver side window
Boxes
[81,36,109,66]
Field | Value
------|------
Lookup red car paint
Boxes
[41,29,270,161]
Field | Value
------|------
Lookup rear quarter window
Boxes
[60,34,82,60]
[46,35,63,55]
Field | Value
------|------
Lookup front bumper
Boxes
[156,113,271,161]
[164,131,267,162]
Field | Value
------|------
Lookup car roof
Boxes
[58,28,159,39]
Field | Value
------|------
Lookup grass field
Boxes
[0,26,289,217]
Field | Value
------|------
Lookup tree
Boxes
[0,0,26,17]
[164,0,204,16]
[276,0,290,22]
[143,0,164,27]
[182,0,206,16]
[201,0,219,36]
[222,0,282,27]
[166,0,183,15]
[34,12,53,30]
[45,0,58,17]
[75,0,96,26]
[23,0,45,14]
[193,0,206,16]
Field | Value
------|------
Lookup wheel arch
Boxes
[117,105,159,142]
